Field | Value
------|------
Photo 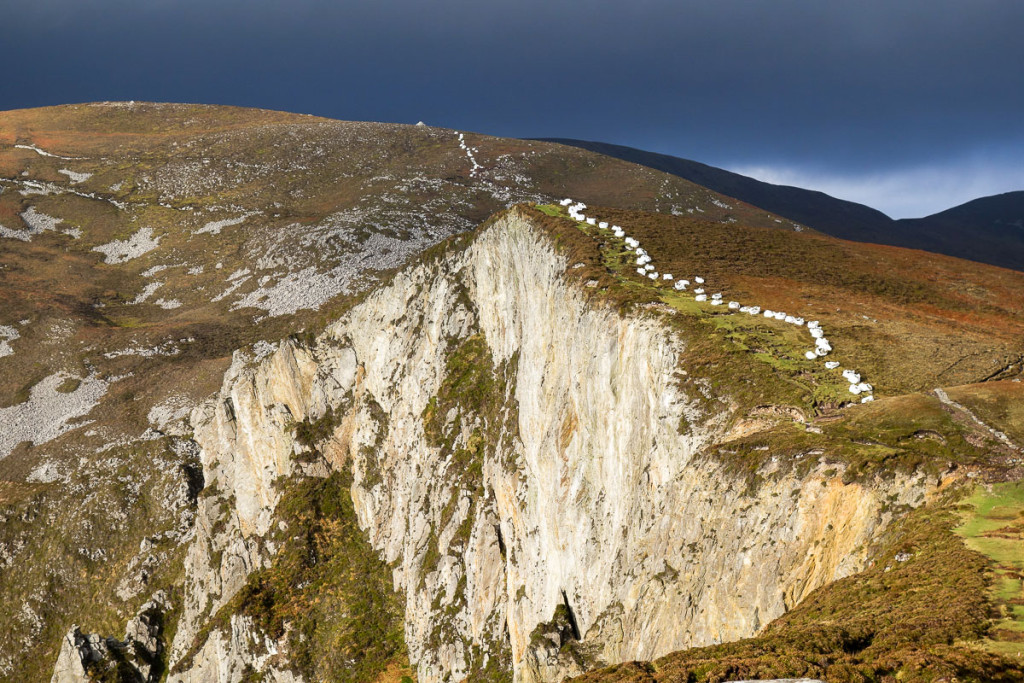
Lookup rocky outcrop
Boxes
[51,628,107,683]
[166,207,929,683]
[171,344,312,662]
[171,614,301,683]
[51,593,167,683]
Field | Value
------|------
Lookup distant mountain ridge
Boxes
[538,138,1024,271]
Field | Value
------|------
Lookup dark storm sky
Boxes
[3,0,1023,218]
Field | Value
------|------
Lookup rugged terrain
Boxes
[0,104,1022,683]
[0,102,796,682]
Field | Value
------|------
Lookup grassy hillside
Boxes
[541,138,1024,271]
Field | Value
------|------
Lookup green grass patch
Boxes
[956,482,1024,650]
[534,203,563,217]
[55,377,81,394]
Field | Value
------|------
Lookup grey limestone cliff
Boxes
[160,207,928,682]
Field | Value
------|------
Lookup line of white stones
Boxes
[559,198,875,403]
[456,132,482,178]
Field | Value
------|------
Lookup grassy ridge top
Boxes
[529,202,1024,396]
[526,202,1024,483]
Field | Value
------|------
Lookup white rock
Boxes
[58,168,93,184]
[0,325,20,358]
[92,227,161,264]
[195,215,248,236]
[0,372,110,460]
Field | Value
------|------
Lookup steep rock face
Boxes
[170,341,357,668]
[168,208,928,683]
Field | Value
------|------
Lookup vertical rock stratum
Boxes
[164,207,932,683]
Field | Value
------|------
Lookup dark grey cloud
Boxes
[2,0,1022,215]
